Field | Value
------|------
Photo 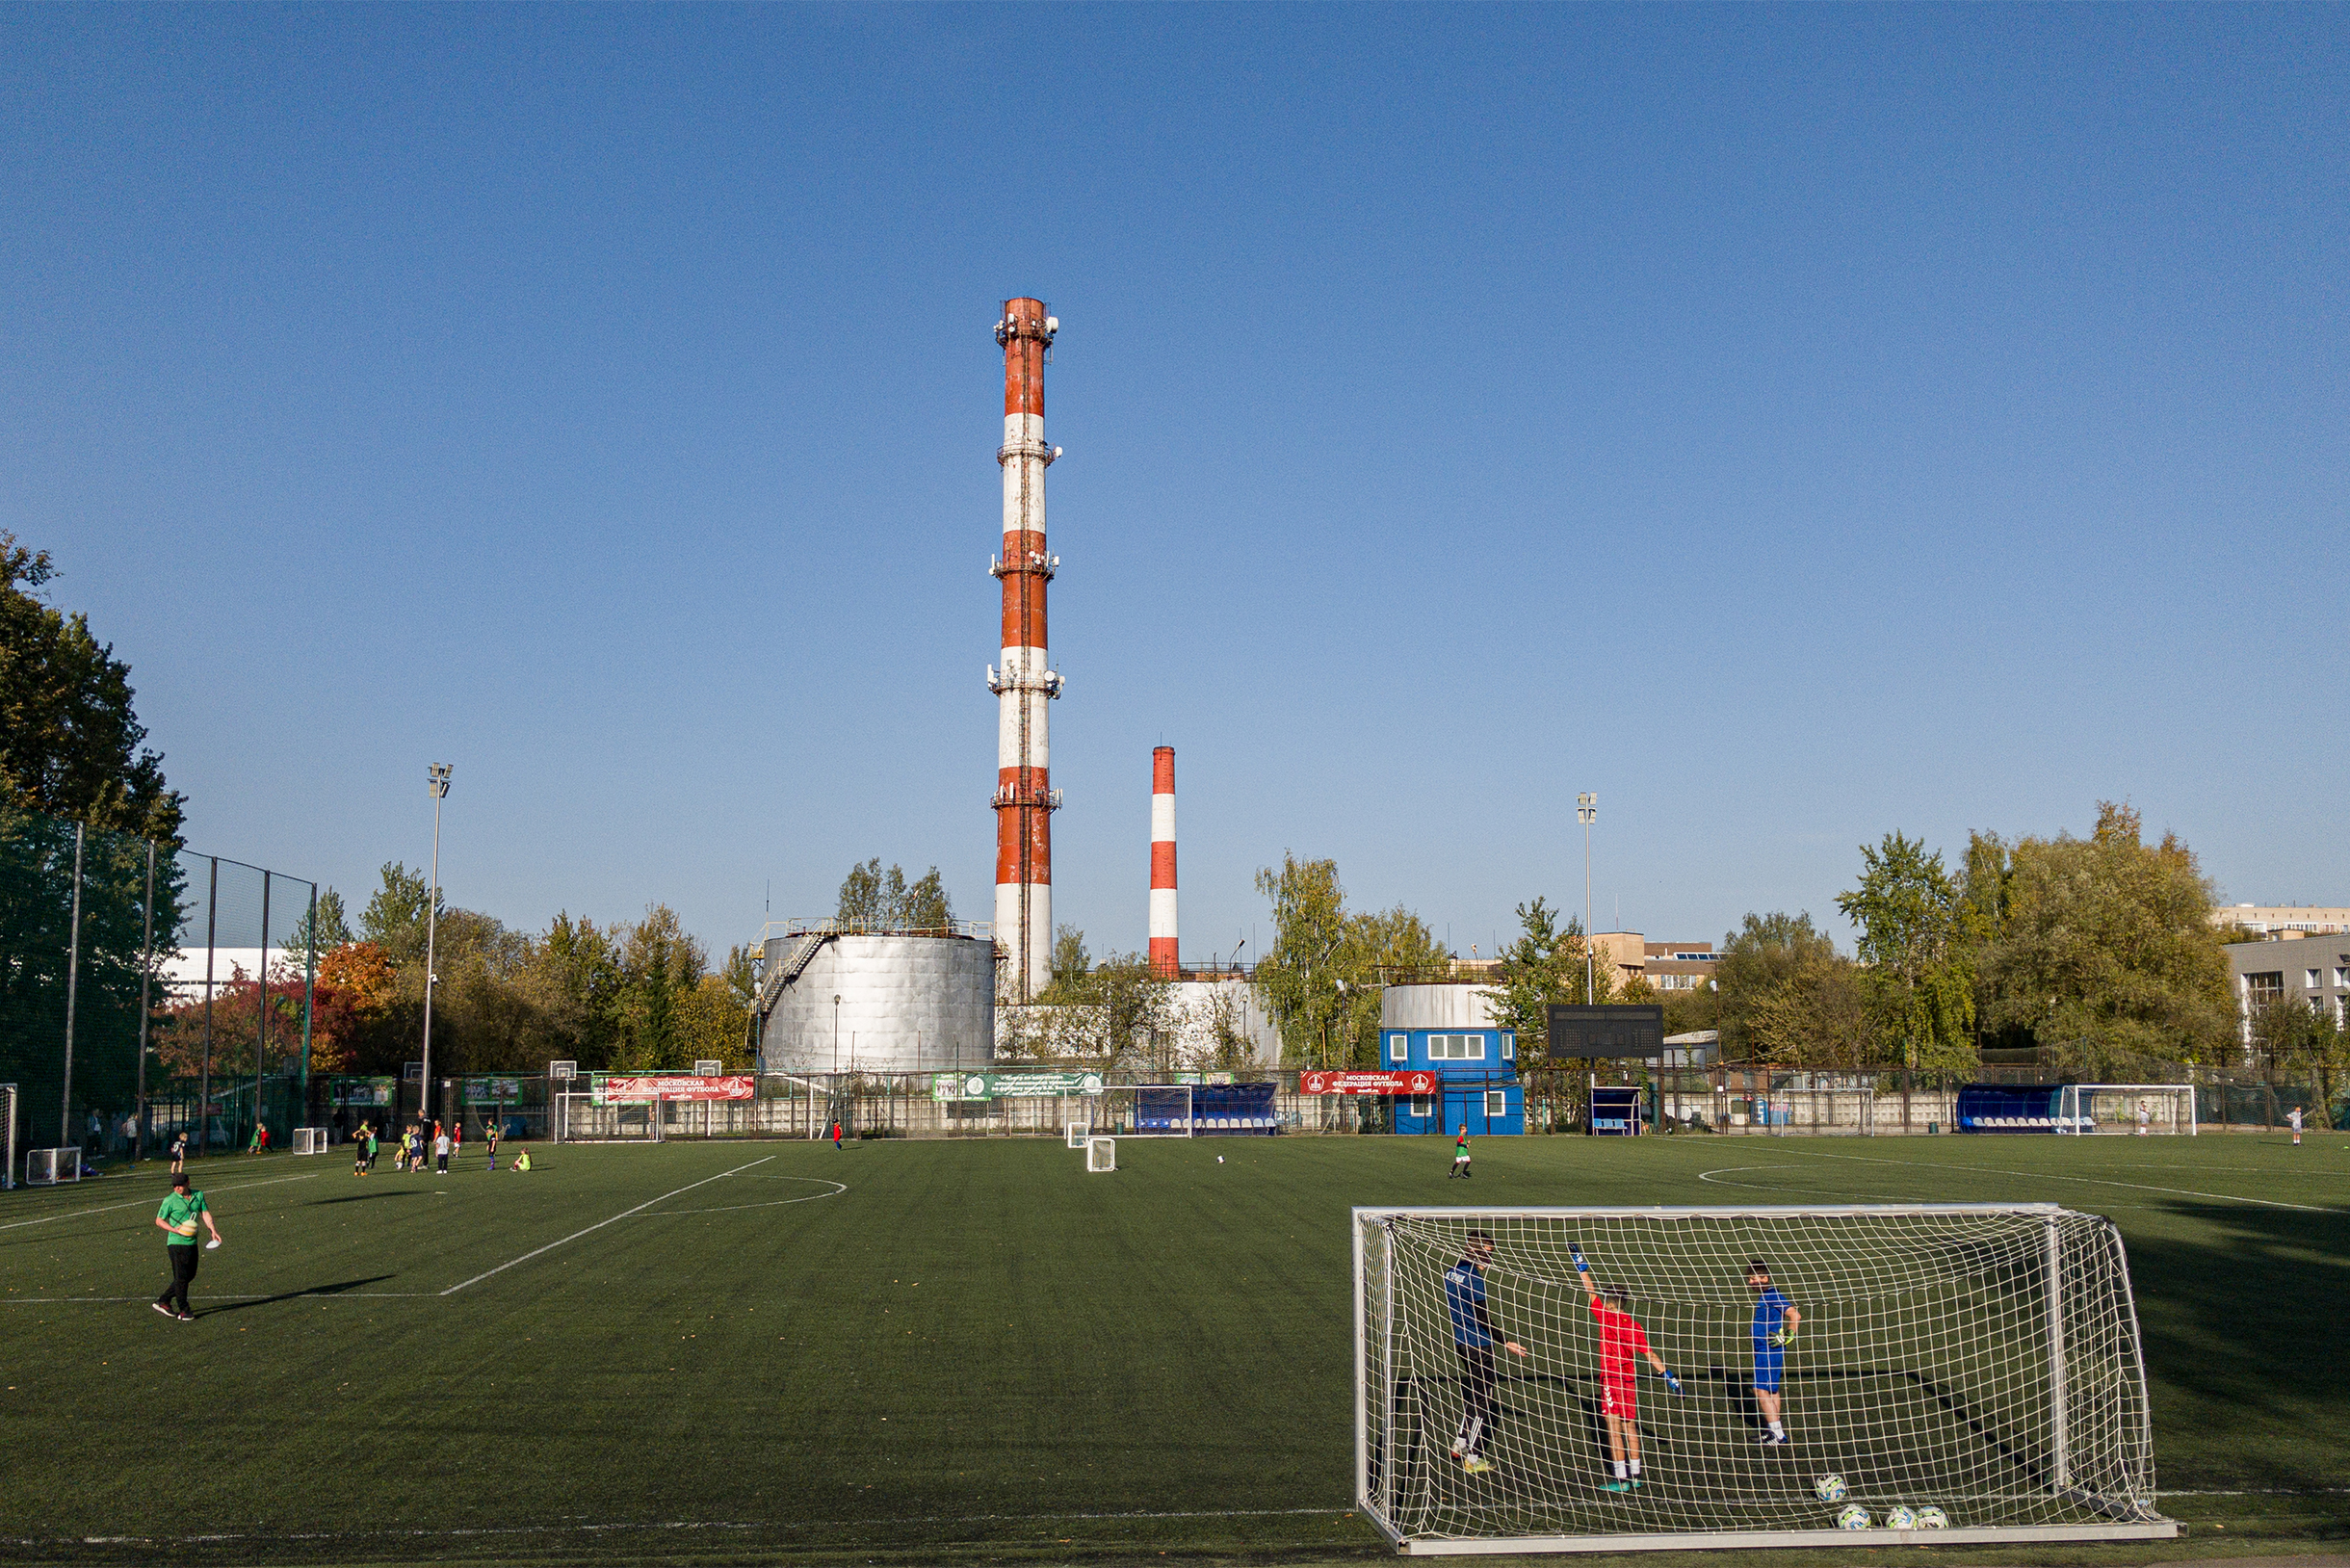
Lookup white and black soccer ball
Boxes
[1814,1475,1847,1503]
[1916,1505,1948,1529]
[1885,1505,1917,1529]
[1216,1155,1224,1163]
[1836,1503,1871,1530]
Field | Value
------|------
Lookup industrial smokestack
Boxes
[1150,746,1177,977]
[991,298,1061,1002]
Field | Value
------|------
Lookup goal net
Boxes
[1356,1206,2171,1554]
[25,1147,81,1186]
[292,1127,327,1155]
[2055,1085,2195,1136]
[1066,1119,1092,1149]
[1086,1137,1116,1173]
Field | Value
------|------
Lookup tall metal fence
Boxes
[0,801,314,1181]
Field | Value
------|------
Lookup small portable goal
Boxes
[26,1148,80,1186]
[292,1127,327,1155]
[1356,1204,2173,1555]
[1066,1120,1092,1149]
[1085,1137,1116,1173]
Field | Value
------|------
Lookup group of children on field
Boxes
[349,1118,529,1176]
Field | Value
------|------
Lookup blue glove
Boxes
[1569,1242,1589,1274]
[1664,1371,1684,1395]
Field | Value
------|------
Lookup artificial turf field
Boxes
[0,1133,2343,1568]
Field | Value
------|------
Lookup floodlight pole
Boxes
[420,764,453,1131]
[1578,793,1597,1004]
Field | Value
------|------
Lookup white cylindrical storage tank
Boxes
[761,933,996,1074]
[1380,982,1500,1031]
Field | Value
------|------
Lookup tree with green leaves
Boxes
[835,858,953,930]
[359,862,440,967]
[0,532,183,841]
[1970,802,2233,1077]
[1715,912,1838,1062]
[1042,924,1092,1001]
[1252,853,1351,1066]
[276,887,353,975]
[1484,896,1612,1053]
[1836,832,1975,1076]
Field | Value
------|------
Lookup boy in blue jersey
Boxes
[1746,1261,1801,1445]
[1443,1232,1528,1474]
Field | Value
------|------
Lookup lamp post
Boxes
[1578,793,1597,1004]
[832,995,842,1075]
[420,764,453,1130]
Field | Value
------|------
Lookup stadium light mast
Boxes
[1577,793,1597,1003]
[420,764,453,1128]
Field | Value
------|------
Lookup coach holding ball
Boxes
[152,1171,223,1320]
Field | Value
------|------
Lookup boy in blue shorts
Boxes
[1747,1260,1800,1445]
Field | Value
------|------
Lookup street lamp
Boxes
[421,764,453,1129]
[1577,793,1597,1004]
[832,995,842,1075]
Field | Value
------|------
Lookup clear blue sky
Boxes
[6,5,2343,963]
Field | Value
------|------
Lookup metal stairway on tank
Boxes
[756,929,834,1018]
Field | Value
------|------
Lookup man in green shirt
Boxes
[152,1172,222,1320]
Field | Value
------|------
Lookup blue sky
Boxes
[5,5,2343,962]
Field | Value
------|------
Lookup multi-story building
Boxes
[2211,904,2350,936]
[2224,938,2350,1032]
[1591,933,1719,992]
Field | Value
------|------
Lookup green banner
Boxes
[462,1077,523,1105]
[328,1076,395,1108]
[932,1069,1106,1102]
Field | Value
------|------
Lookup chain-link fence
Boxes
[0,801,315,1184]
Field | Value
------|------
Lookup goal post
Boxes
[2055,1085,2196,1136]
[1066,1119,1092,1149]
[1355,1205,2172,1555]
[292,1127,327,1155]
[1086,1137,1116,1173]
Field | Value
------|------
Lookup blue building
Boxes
[1380,982,1526,1136]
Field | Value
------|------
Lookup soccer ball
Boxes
[1836,1504,1871,1530]
[1916,1505,1948,1529]
[1885,1506,1917,1529]
[1216,1156,1224,1163]
[1814,1476,1847,1503]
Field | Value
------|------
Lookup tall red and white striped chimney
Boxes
[991,298,1061,1002]
[1149,746,1177,977]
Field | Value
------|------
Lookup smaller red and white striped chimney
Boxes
[1149,746,1178,977]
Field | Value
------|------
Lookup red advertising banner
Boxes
[594,1074,757,1104]
[1298,1069,1437,1096]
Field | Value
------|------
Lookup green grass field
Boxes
[1,1132,2344,1568]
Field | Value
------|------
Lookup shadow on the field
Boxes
[317,1190,426,1204]
[194,1275,397,1316]
[2112,1200,2350,1494]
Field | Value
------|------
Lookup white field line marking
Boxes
[6,1506,1357,1549]
[1779,1148,2335,1213]
[438,1155,773,1295]
[6,1293,433,1304]
[0,1172,324,1232]
[624,1176,847,1216]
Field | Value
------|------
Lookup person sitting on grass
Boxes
[511,1148,532,1172]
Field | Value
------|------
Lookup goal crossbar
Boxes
[1355,1204,2171,1555]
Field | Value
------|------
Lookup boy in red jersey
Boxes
[1569,1241,1681,1492]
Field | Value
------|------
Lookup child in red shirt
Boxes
[1570,1241,1683,1491]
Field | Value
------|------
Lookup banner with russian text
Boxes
[1298,1069,1436,1096]
[592,1074,756,1105]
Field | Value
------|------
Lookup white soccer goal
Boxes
[1355,1205,2172,1555]
[0,1084,16,1190]
[2055,1085,2195,1136]
[1066,1120,1092,1149]
[25,1148,81,1187]
[1086,1137,1116,1173]
[292,1127,327,1155]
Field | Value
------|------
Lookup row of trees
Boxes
[149,864,758,1083]
[1653,801,2314,1084]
